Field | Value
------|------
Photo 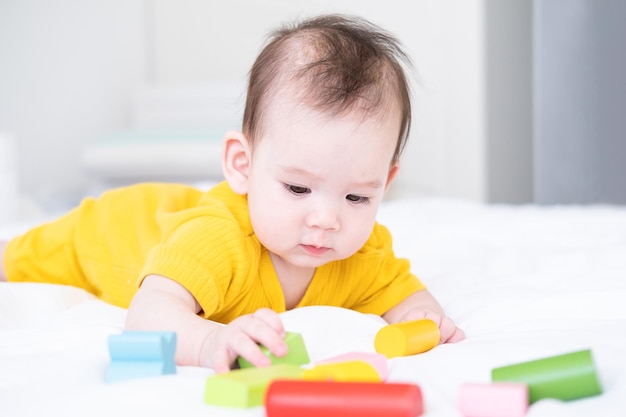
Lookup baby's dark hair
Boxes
[243,14,413,164]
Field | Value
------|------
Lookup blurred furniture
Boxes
[80,82,244,190]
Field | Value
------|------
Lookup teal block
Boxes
[105,331,176,383]
[237,332,310,369]
[204,364,304,408]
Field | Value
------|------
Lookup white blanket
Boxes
[1,197,625,416]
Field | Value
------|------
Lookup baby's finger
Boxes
[437,316,456,343]
[229,331,273,368]
[252,308,286,336]
[242,314,288,358]
[210,348,234,374]
[437,316,466,344]
[447,326,466,343]
[422,311,443,328]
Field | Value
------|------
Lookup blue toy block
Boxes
[105,331,177,383]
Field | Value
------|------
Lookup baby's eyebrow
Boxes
[280,165,383,189]
[278,165,318,180]
[353,180,384,190]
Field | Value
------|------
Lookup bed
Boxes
[1,196,625,416]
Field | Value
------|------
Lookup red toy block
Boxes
[265,380,423,417]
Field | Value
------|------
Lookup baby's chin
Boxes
[270,250,339,270]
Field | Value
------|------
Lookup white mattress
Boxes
[1,196,625,416]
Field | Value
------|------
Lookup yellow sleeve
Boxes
[139,199,260,318]
[76,183,206,307]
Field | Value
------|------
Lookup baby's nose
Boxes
[305,202,340,231]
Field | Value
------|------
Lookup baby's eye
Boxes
[285,184,311,195]
[346,194,370,204]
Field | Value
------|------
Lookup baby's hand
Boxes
[400,309,465,344]
[200,308,287,373]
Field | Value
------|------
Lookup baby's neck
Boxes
[269,253,315,310]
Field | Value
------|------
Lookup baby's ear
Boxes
[222,130,251,194]
[385,164,400,190]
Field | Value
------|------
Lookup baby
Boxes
[0,14,464,373]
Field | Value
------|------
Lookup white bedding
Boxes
[1,197,625,416]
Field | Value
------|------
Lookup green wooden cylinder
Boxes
[492,349,602,403]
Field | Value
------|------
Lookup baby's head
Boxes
[223,15,414,271]
[242,14,412,165]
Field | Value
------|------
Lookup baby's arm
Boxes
[126,274,287,373]
[382,289,465,343]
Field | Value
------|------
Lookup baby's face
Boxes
[246,94,401,274]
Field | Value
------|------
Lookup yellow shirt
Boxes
[7,182,425,322]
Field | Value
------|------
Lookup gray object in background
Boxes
[0,133,18,224]
[533,0,626,204]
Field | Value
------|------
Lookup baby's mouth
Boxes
[300,244,330,256]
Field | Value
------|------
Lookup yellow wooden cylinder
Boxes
[303,360,381,382]
[374,319,440,358]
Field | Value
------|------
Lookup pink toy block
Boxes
[315,352,388,380]
[458,383,528,417]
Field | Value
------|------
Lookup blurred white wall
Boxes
[148,0,489,201]
[0,0,147,211]
[1,0,532,213]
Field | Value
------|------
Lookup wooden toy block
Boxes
[374,319,440,358]
[492,349,603,403]
[265,380,424,417]
[315,352,388,380]
[105,331,176,383]
[458,383,528,417]
[204,364,305,408]
[237,331,310,369]
[303,360,381,382]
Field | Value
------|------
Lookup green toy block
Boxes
[237,331,310,369]
[204,364,304,408]
[492,349,603,403]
